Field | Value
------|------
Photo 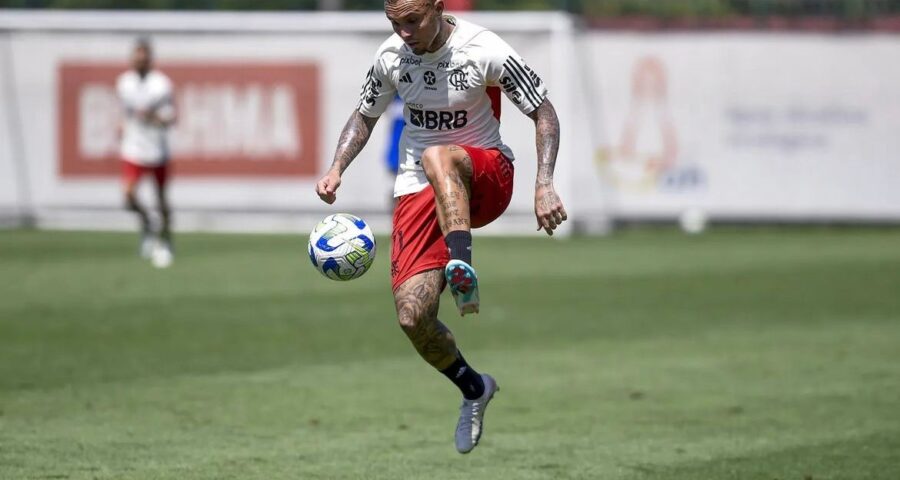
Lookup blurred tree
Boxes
[474,0,556,9]
[1,0,896,17]
[582,0,734,18]
[317,0,343,9]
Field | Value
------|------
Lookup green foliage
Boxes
[1,0,317,8]
[469,0,559,10]
[583,0,735,18]
[1,0,897,16]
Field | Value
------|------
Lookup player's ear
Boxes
[433,0,444,16]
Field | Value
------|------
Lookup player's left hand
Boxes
[534,184,567,236]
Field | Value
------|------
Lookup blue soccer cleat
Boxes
[445,259,480,316]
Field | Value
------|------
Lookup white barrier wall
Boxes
[0,11,573,234]
[2,11,900,233]
[579,32,900,222]
[0,33,25,221]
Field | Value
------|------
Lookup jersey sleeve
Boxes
[356,50,397,118]
[115,73,130,111]
[480,31,548,115]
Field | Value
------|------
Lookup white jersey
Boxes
[116,70,176,166]
[357,16,548,197]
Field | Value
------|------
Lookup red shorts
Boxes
[122,160,170,188]
[390,146,514,291]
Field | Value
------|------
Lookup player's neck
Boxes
[425,17,454,54]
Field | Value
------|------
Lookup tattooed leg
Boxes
[394,269,458,370]
[421,145,474,236]
[421,145,480,314]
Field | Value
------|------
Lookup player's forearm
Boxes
[147,114,175,128]
[530,99,560,188]
[330,110,379,174]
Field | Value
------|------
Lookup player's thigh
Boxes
[121,161,143,197]
[152,163,171,197]
[390,189,449,291]
[460,146,514,228]
[393,269,444,324]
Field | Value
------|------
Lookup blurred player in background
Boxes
[117,37,177,268]
[315,0,566,453]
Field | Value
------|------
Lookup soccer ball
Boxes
[308,213,376,281]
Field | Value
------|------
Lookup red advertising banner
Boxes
[58,62,320,177]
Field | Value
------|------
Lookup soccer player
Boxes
[116,38,177,268]
[315,0,567,453]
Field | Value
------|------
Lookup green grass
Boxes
[1,227,899,479]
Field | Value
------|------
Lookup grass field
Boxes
[1,227,899,479]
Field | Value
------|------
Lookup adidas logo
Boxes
[399,72,413,83]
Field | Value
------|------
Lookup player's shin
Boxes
[421,146,473,239]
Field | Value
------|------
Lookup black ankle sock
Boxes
[445,231,472,265]
[440,352,485,400]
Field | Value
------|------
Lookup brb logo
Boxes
[409,108,468,130]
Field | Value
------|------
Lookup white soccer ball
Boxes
[308,213,376,281]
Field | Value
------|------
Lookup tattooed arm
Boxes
[315,110,380,204]
[527,98,568,235]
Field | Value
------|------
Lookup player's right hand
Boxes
[534,184,567,236]
[315,169,342,204]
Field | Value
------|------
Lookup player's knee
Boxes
[397,310,419,334]
[421,145,454,181]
